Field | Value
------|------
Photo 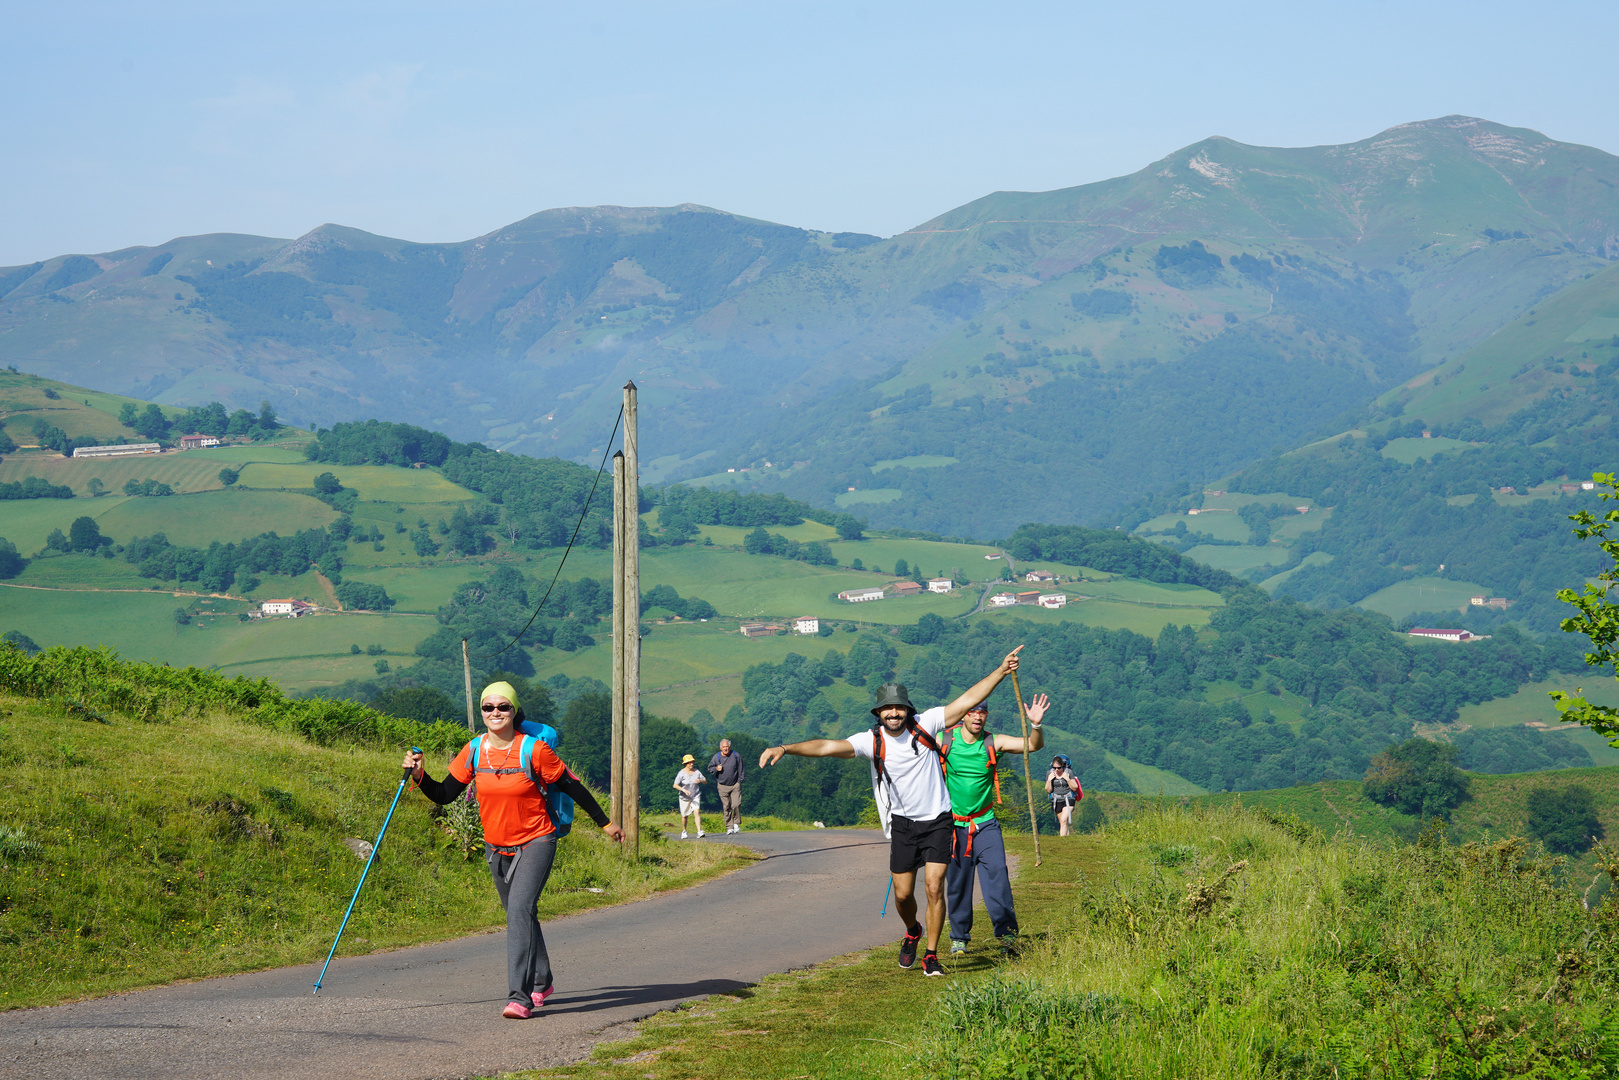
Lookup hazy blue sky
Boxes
[4,1,1617,266]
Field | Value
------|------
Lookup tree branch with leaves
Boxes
[1549,472,1619,742]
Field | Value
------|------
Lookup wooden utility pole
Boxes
[617,382,641,858]
[610,451,626,832]
[461,637,477,733]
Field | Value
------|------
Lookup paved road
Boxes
[1,829,894,1080]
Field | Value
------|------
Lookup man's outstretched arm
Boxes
[942,645,1024,726]
[760,739,857,767]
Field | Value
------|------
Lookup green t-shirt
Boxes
[944,733,996,823]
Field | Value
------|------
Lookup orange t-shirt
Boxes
[447,735,569,848]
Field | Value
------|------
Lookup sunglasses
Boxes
[481,702,514,713]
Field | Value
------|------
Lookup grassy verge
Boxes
[522,803,1619,1080]
[0,691,753,1009]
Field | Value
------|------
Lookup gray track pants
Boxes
[487,837,558,1005]
[946,819,1018,943]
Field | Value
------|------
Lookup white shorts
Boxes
[679,797,701,817]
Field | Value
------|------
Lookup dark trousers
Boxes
[488,837,558,1005]
[946,818,1018,943]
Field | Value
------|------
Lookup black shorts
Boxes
[890,811,953,874]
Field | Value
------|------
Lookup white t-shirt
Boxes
[674,769,704,802]
[848,706,950,836]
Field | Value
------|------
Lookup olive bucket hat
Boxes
[870,683,917,717]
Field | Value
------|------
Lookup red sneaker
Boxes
[502,1001,533,1019]
[898,927,922,969]
[531,984,554,1009]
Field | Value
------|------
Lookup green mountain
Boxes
[3,117,1618,535]
[1099,254,1619,636]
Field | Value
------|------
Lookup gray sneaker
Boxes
[949,938,967,956]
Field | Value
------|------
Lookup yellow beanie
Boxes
[480,680,521,713]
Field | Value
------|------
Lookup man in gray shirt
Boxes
[709,738,746,834]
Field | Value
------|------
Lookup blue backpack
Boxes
[467,721,575,838]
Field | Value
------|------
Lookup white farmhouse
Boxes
[1038,593,1068,609]
[926,578,953,594]
[988,592,1019,608]
[792,615,820,635]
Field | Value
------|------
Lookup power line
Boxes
[472,403,625,660]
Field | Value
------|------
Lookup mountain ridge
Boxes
[4,117,1618,534]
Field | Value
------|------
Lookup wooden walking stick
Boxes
[1011,666,1042,867]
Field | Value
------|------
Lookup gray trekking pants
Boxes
[487,837,558,1005]
[718,783,742,829]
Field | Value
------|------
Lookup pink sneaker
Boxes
[502,1000,533,1019]
[531,984,554,1009]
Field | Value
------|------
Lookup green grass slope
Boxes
[0,683,747,1009]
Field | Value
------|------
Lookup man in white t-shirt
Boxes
[759,645,1023,977]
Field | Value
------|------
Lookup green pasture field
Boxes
[1002,560,1117,582]
[1080,577,1223,607]
[689,519,839,545]
[1182,544,1279,572]
[0,585,431,676]
[1136,509,1251,542]
[1199,491,1314,512]
[236,461,477,503]
[10,553,149,590]
[99,489,341,546]
[1380,435,1478,463]
[1259,550,1332,591]
[341,562,497,612]
[0,498,107,553]
[1492,485,1571,506]
[1267,508,1329,542]
[630,547,977,624]
[0,370,169,445]
[829,536,1000,577]
[1105,751,1207,795]
[0,490,340,555]
[200,445,310,465]
[641,675,745,727]
[1202,679,1311,728]
[1454,676,1619,766]
[870,454,958,472]
[972,599,1212,636]
[833,488,903,507]
[0,450,234,496]
[1355,575,1487,620]
[534,619,851,694]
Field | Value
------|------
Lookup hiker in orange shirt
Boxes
[403,683,622,1019]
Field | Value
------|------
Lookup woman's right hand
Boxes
[401,749,424,776]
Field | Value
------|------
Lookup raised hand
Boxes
[999,644,1025,675]
[1025,692,1050,725]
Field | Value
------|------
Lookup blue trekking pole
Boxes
[881,876,892,918]
[313,747,420,994]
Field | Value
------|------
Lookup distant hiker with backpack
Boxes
[1046,755,1082,835]
[941,694,1047,956]
[402,681,622,1019]
[709,738,746,833]
[758,646,1024,978]
[674,753,707,838]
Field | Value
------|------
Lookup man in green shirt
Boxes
[943,692,1047,954]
